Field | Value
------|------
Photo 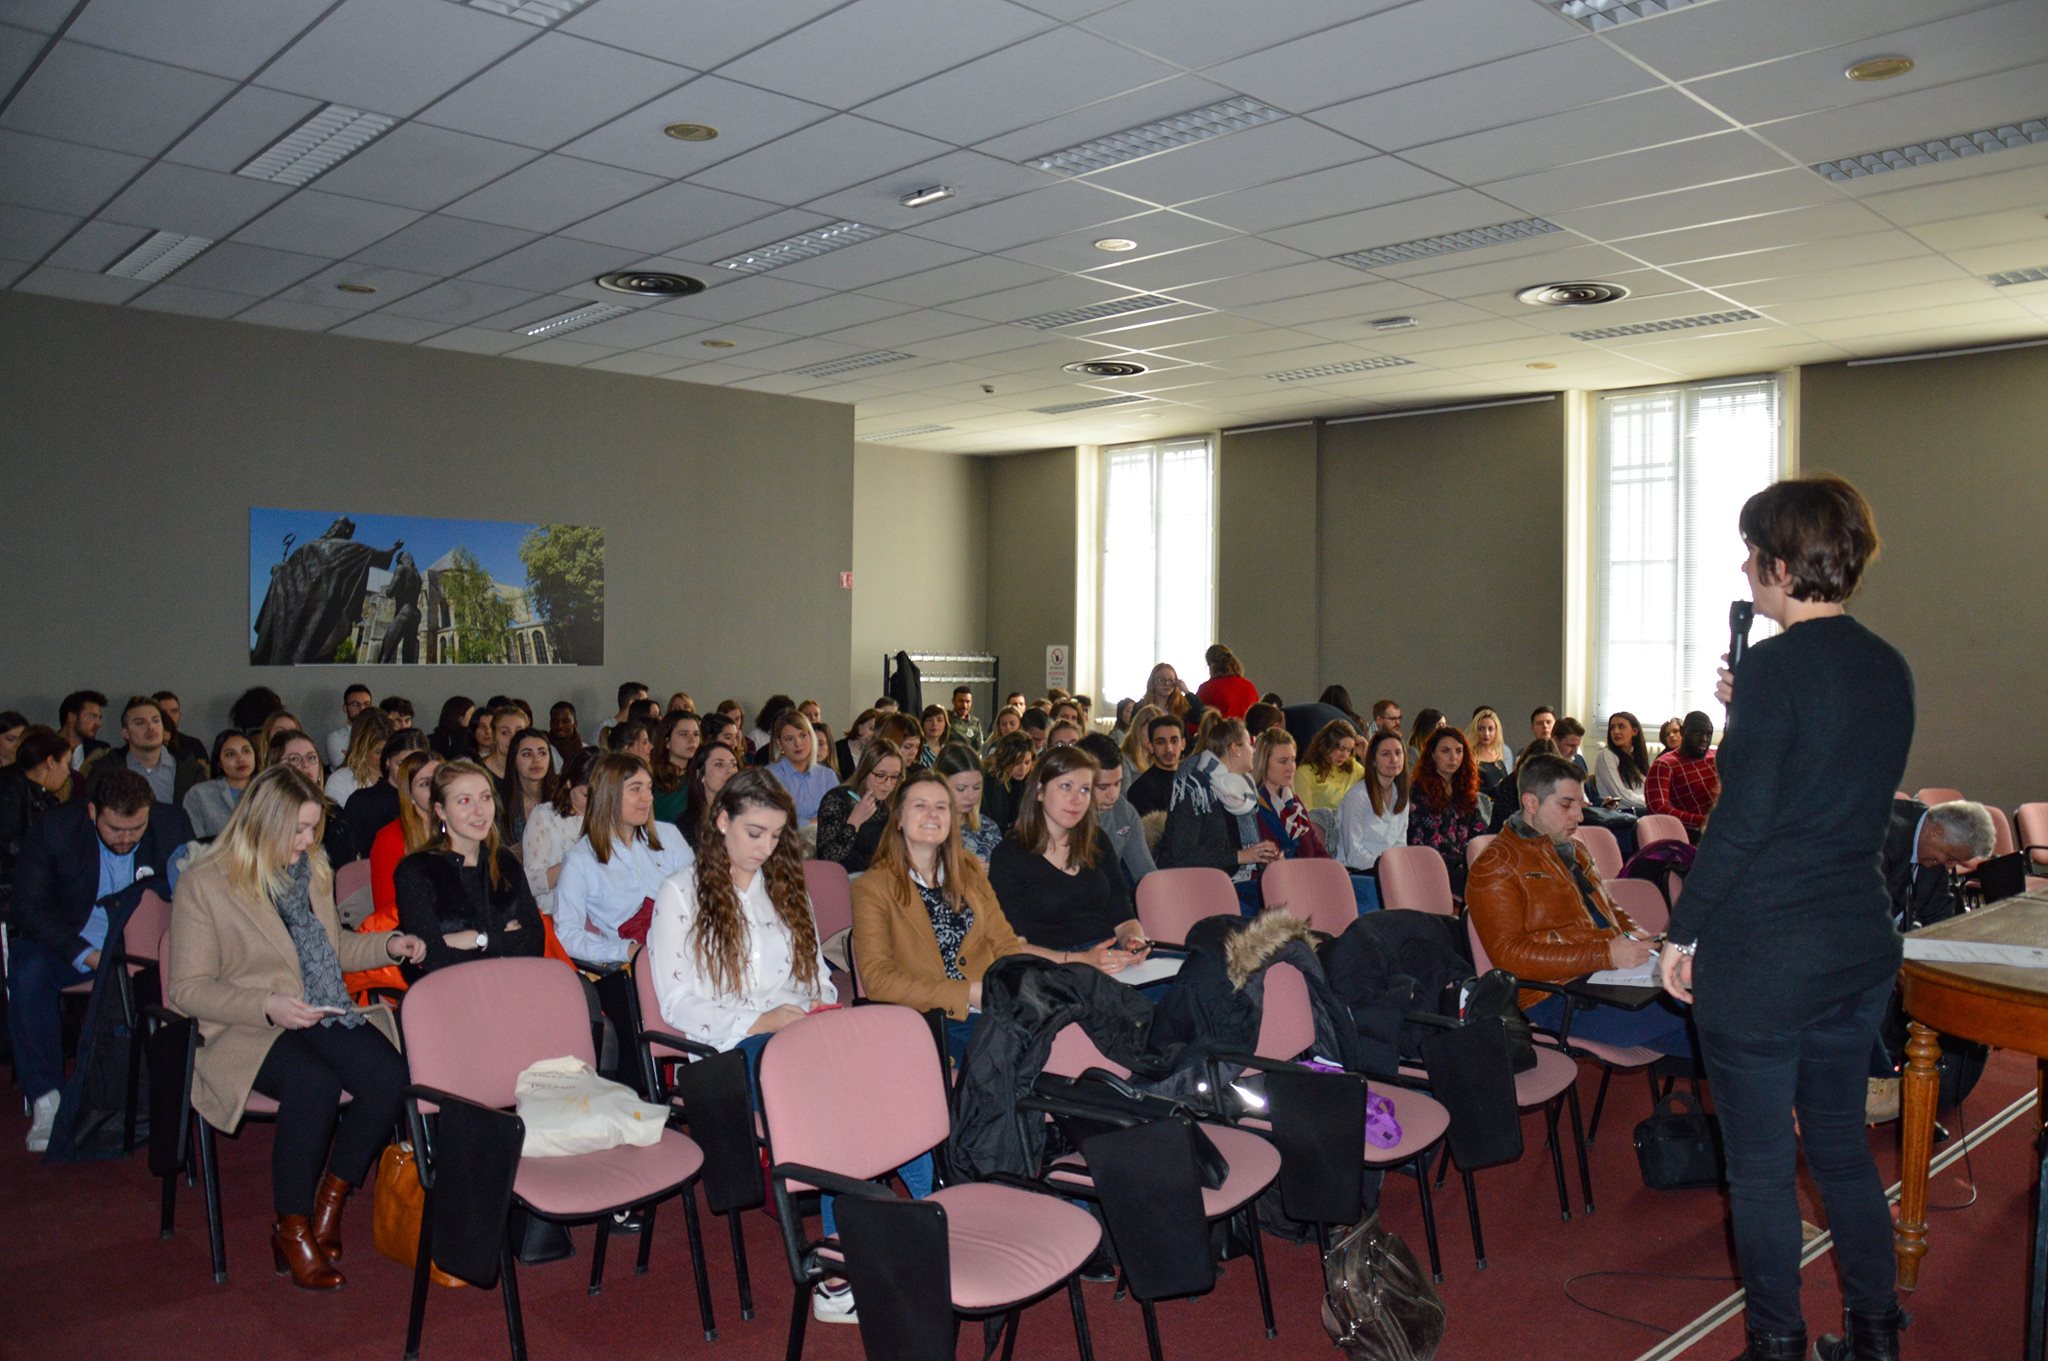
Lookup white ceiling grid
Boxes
[0,0,2041,452]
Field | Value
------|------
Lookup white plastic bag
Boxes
[512,1056,669,1158]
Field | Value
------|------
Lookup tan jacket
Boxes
[1465,821,1642,1012]
[166,857,400,1130]
[851,858,1024,1021]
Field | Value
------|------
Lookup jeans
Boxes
[1348,872,1382,913]
[1526,993,1696,1056]
[9,936,92,1101]
[1697,980,1896,1335]
[250,1021,408,1216]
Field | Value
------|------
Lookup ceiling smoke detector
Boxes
[1516,281,1632,307]
[1063,360,1149,378]
[596,270,705,297]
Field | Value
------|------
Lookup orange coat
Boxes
[1465,824,1643,1011]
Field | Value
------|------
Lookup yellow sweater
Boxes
[1295,760,1365,811]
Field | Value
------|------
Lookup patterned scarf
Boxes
[272,854,362,1027]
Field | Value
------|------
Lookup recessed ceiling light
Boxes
[448,0,594,27]
[1064,360,1148,377]
[596,270,704,297]
[1811,116,2047,181]
[898,185,955,208]
[521,303,632,338]
[662,122,719,142]
[1846,55,1914,81]
[104,230,213,282]
[701,338,737,348]
[789,351,916,379]
[1265,356,1414,382]
[237,104,394,187]
[1568,309,1760,342]
[713,221,883,274]
[1093,238,1138,252]
[1032,394,1154,414]
[335,282,379,295]
[1526,361,1558,370]
[1517,281,1632,307]
[1540,0,1711,32]
[1027,95,1288,175]
[1336,217,1561,269]
[1369,315,1418,331]
[1986,265,2048,287]
[1015,293,1177,330]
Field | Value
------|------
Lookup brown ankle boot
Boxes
[272,1215,345,1290]
[310,1172,354,1262]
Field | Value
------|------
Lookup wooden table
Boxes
[1895,889,2048,1361]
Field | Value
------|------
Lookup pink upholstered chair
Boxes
[1376,846,1457,916]
[332,857,374,926]
[1914,786,1965,807]
[1605,876,1669,936]
[116,889,175,1150]
[2018,803,2048,873]
[1571,826,1624,882]
[1135,866,1241,946]
[1987,806,2017,859]
[801,859,854,941]
[1259,858,1360,935]
[1466,833,1497,869]
[758,1003,1101,1361]
[1634,813,1688,850]
[400,958,717,1358]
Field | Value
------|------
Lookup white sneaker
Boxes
[812,1281,858,1325]
[25,1090,60,1154]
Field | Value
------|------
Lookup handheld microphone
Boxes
[1728,600,1755,672]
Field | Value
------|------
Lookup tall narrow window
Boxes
[1099,437,1215,705]
[1593,376,1786,727]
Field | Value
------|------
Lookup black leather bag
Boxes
[1321,1211,1447,1360]
[1440,969,1537,1073]
[1633,1091,1724,1189]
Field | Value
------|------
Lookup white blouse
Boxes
[1336,782,1410,871]
[1593,748,1649,810]
[646,868,835,1053]
[521,804,585,915]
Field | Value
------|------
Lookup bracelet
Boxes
[1669,940,1699,957]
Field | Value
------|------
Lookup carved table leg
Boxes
[1894,1020,1941,1290]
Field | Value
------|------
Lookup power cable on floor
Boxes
[1562,1270,1741,1336]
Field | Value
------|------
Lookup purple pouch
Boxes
[1365,1092,1403,1149]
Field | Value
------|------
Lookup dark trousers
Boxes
[1698,980,1896,1335]
[9,936,92,1100]
[1527,993,1696,1057]
[251,1022,407,1217]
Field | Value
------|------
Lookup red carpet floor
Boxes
[2,1050,2038,1361]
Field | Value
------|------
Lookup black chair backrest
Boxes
[1082,1117,1215,1303]
[670,1049,763,1216]
[1418,1017,1524,1171]
[1262,1067,1367,1225]
[144,1010,197,1180]
[427,1101,524,1288]
[837,1197,956,1361]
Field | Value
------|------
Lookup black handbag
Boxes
[1633,1091,1724,1189]
[1321,1211,1447,1360]
[1440,970,1537,1073]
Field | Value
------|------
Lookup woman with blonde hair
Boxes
[1118,703,1164,779]
[1468,706,1512,806]
[324,708,393,807]
[1294,719,1364,812]
[254,709,304,769]
[1141,662,1190,721]
[166,766,426,1290]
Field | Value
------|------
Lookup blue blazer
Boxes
[12,801,190,958]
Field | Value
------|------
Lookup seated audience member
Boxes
[1017,707,1051,754]
[1468,706,1513,805]
[547,702,585,766]
[1318,685,1367,732]
[1883,798,1997,931]
[85,695,206,807]
[1243,701,1283,740]
[979,732,1037,834]
[667,691,696,715]
[342,729,428,858]
[874,711,925,770]
[1251,728,1370,912]
[1487,738,1560,833]
[1407,726,1487,893]
[524,748,597,917]
[324,709,394,807]
[1594,712,1652,810]
[946,686,984,751]
[1337,731,1411,880]
[605,719,654,764]
[1553,717,1590,777]
[1657,716,1683,757]
[1126,713,1187,816]
[1294,720,1364,811]
[1195,644,1260,719]
[1107,698,1138,747]
[324,685,375,768]
[502,728,556,846]
[1047,719,1083,748]
[57,689,109,771]
[1466,754,1692,1055]
[933,743,999,862]
[0,710,29,768]
[749,695,795,761]
[1370,698,1404,736]
[1049,698,1084,731]
[228,687,285,737]
[989,704,1023,743]
[627,697,663,735]
[597,683,647,750]
[650,711,702,828]
[428,695,476,761]
[1278,697,1349,753]
[392,761,544,982]
[1529,705,1557,746]
[1,727,72,887]
[1115,704,1158,776]
[356,750,440,993]
[1158,717,1276,913]
[679,743,742,851]
[1001,691,1025,713]
[15,769,191,1150]
[1645,711,1721,838]
[267,731,357,870]
[465,707,499,771]
[713,700,753,761]
[815,739,905,872]
[150,692,211,770]
[166,767,426,1288]
[254,711,304,769]
[1077,733,1155,891]
[765,709,837,823]
[1141,662,1191,722]
[378,696,414,732]
[553,753,692,967]
[485,706,526,784]
[810,718,840,779]
[1407,708,1446,765]
[988,745,1150,965]
[698,711,742,758]
[184,729,260,840]
[919,704,953,754]
[836,708,880,778]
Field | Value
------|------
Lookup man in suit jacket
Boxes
[82,695,206,808]
[12,770,190,1151]
[1882,797,1995,931]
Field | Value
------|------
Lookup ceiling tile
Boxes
[236,297,356,331]
[442,154,665,234]
[256,0,533,119]
[42,218,149,271]
[0,25,40,95]
[1715,256,1974,307]
[680,206,837,262]
[1085,118,1374,209]
[801,150,1061,233]
[308,123,539,213]
[462,233,639,291]
[4,0,78,33]
[547,307,714,349]
[1395,243,1650,300]
[1762,279,2005,325]
[580,350,691,376]
[0,129,145,216]
[1402,89,1732,186]
[163,86,325,174]
[975,73,1240,163]
[1854,162,2048,227]
[328,313,451,343]
[559,0,848,70]
[900,323,1061,359]
[857,27,1180,146]
[417,325,530,355]
[127,282,253,318]
[641,274,832,323]
[100,162,292,237]
[860,255,1064,307]
[1263,187,1522,258]
[1604,0,2005,83]
[1229,278,1437,325]
[1481,131,1793,216]
[166,240,329,296]
[1904,206,2048,253]
[233,190,421,257]
[689,115,953,206]
[351,212,538,274]
[748,292,917,336]
[1083,235,1315,292]
[1750,62,2048,166]
[276,261,444,309]
[943,273,1154,323]
[815,307,986,349]
[0,202,77,261]
[14,263,151,304]
[381,278,541,325]
[642,321,797,358]
[0,42,235,158]
[720,0,1056,109]
[1668,230,1933,288]
[907,180,1148,252]
[66,0,333,79]
[764,232,978,290]
[1000,207,1235,272]
[1615,201,1893,267]
[1078,0,1394,69]
[416,33,692,151]
[556,75,831,179]
[560,180,779,255]
[505,336,616,365]
[1177,155,1461,235]
[1548,168,1840,242]
[1164,258,1380,309]
[722,334,872,371]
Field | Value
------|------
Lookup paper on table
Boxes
[1585,956,1659,986]
[1902,938,2048,968]
[1113,954,1185,987]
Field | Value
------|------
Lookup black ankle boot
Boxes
[1732,1326,1806,1360]
[1813,1302,1906,1361]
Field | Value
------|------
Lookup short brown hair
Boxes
[91,768,154,815]
[1738,474,1879,603]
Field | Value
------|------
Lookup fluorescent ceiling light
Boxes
[1541,0,1715,32]
[789,351,916,379]
[1987,265,2048,287]
[1568,309,1760,342]
[1810,117,2046,182]
[898,186,955,208]
[448,0,595,27]
[713,221,883,275]
[1032,394,1153,414]
[1266,356,1414,382]
[105,230,214,282]
[858,424,953,441]
[1015,293,1177,330]
[1026,95,1287,176]
[521,303,632,338]
[1336,218,1561,270]
[237,104,395,187]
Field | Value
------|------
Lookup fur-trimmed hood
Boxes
[1224,910,1319,990]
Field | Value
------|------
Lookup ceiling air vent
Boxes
[596,270,705,297]
[1516,281,1632,307]
[1063,360,1148,378]
[1031,395,1153,415]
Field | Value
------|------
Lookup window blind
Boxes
[1100,437,1215,704]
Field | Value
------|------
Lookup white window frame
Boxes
[1094,435,1218,708]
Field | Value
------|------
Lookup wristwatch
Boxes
[475,930,490,951]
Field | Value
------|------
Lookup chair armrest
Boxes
[640,1025,720,1061]
[770,1162,901,1203]
[142,1003,202,1043]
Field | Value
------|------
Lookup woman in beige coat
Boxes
[167,766,426,1291]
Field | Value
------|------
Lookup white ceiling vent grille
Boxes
[237,104,395,187]
[1026,96,1288,175]
[1539,0,1714,32]
[789,351,917,379]
[1014,294,1178,330]
[104,230,214,282]
[713,222,883,275]
[859,424,953,441]
[1031,394,1153,414]
[1266,356,1414,382]
[1811,117,2047,182]
[1336,218,1561,270]
[1568,309,1760,341]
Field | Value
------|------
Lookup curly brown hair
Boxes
[688,768,819,999]
[1412,727,1481,818]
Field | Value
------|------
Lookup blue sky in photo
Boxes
[248,507,539,636]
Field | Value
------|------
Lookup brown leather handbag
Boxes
[1320,1212,1446,1360]
[373,1142,467,1288]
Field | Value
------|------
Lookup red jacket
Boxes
[1195,674,1260,719]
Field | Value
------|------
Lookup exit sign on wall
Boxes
[839,571,853,589]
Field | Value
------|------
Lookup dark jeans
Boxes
[1698,979,1896,1335]
[9,936,92,1100]
[251,1021,407,1217]
[1526,993,1696,1057]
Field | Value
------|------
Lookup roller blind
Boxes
[1594,377,1783,727]
[1100,437,1215,704]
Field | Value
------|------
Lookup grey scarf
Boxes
[273,855,362,1028]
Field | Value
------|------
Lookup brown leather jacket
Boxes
[1466,820,1642,1010]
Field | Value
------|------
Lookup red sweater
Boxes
[1195,674,1260,719]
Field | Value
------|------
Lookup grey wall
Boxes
[0,290,854,745]
[1800,346,2048,813]
[983,447,1077,703]
[1217,424,1321,703]
[850,442,990,716]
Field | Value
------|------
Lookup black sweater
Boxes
[392,847,546,982]
[1668,615,1913,1033]
[987,830,1134,951]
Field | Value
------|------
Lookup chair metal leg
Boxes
[1566,1082,1594,1214]
[123,1021,144,1154]
[588,1213,611,1296]
[1066,1277,1095,1361]
[636,1201,657,1275]
[1587,1066,1614,1143]
[159,1165,178,1239]
[1432,1142,1451,1189]
[500,1239,528,1361]
[1140,1300,1165,1361]
[784,1270,811,1361]
[198,1120,226,1284]
[1241,1206,1276,1339]
[402,1189,438,1361]
[727,1209,755,1320]
[1410,1155,1444,1283]
[681,1184,718,1342]
[1460,1168,1486,1270]
[1543,1101,1572,1221]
